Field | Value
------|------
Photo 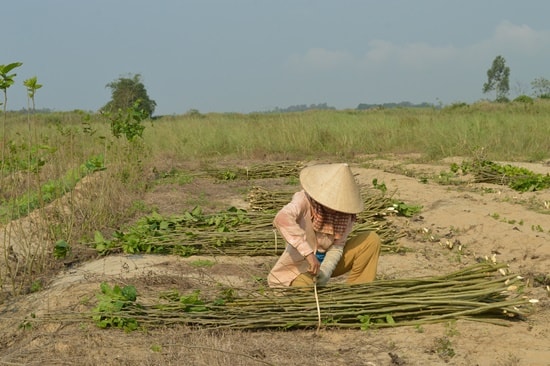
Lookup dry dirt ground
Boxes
[1,155,549,366]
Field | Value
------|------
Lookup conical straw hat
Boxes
[299,163,363,214]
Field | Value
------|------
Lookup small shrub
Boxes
[53,240,71,259]
[433,336,456,362]
[513,95,534,104]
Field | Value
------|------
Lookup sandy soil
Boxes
[0,156,549,366]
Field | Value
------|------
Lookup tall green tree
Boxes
[0,62,23,113]
[102,74,156,117]
[482,55,510,102]
[23,76,43,112]
[1,62,23,171]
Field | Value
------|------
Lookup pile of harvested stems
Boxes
[206,161,305,180]
[246,185,404,247]
[465,158,550,192]
[96,186,403,256]
[141,263,529,330]
[97,209,401,257]
[247,185,396,219]
[96,194,402,256]
[106,162,403,256]
[247,186,297,212]
[40,262,530,330]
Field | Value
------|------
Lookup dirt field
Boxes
[1,155,549,366]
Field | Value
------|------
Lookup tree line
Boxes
[4,56,550,118]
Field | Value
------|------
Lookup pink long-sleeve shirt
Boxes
[267,190,354,287]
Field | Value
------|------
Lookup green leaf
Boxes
[122,285,137,301]
[94,231,105,243]
[159,220,169,230]
[100,282,111,295]
[53,240,71,259]
[0,62,23,74]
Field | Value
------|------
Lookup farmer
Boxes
[267,163,381,288]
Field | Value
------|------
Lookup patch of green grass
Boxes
[433,336,456,362]
[150,344,162,353]
[190,259,215,267]
[30,281,42,293]
[155,168,194,185]
[531,224,544,232]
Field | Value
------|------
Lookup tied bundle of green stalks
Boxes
[91,161,407,257]
[247,185,405,247]
[94,207,283,256]
[207,161,305,180]
[247,185,402,226]
[93,186,404,257]
[74,262,530,331]
[456,157,550,192]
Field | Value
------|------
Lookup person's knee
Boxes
[367,231,382,248]
[291,273,315,288]
[354,231,381,259]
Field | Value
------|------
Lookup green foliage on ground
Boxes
[89,262,529,332]
[456,158,550,192]
[103,100,151,141]
[91,181,408,257]
[92,282,141,332]
[0,155,105,223]
[93,206,255,256]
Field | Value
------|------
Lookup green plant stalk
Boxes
[32,263,530,331]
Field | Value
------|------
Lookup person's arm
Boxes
[273,192,312,256]
[274,191,320,275]
[317,216,354,285]
[316,245,343,285]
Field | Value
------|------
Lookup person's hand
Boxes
[305,253,320,276]
[316,270,330,286]
[316,245,344,286]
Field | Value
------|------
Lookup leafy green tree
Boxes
[23,76,43,112]
[105,100,149,141]
[530,77,550,98]
[482,55,510,102]
[102,74,156,117]
[1,62,23,170]
[0,62,23,113]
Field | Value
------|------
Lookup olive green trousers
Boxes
[291,231,381,287]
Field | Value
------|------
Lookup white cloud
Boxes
[364,40,393,64]
[493,20,550,52]
[364,41,457,69]
[285,47,354,72]
[280,21,550,106]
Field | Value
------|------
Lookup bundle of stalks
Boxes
[105,209,400,257]
[206,161,305,180]
[356,187,400,223]
[142,263,529,330]
[466,157,550,191]
[247,185,398,221]
[246,186,296,212]
[246,185,404,250]
[39,262,531,330]
[99,184,403,256]
[238,161,305,179]
[470,161,524,186]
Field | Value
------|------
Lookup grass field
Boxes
[1,100,550,295]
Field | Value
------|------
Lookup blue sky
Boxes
[4,1,550,115]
